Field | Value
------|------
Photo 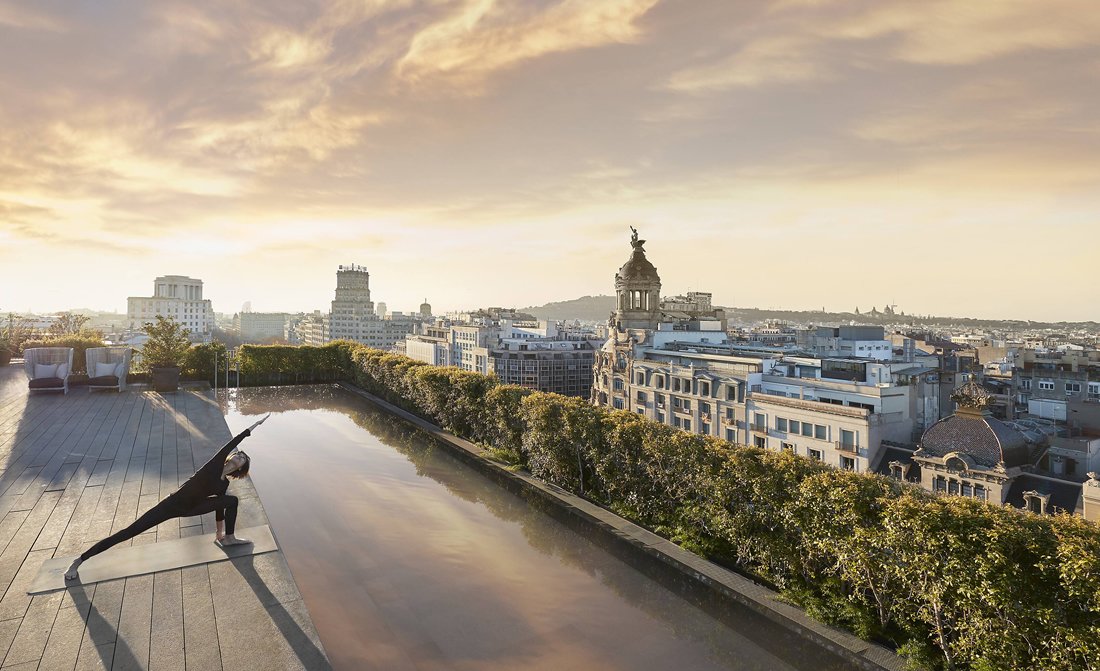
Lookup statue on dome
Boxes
[629,226,646,251]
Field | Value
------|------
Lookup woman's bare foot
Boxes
[64,558,83,581]
[216,534,252,547]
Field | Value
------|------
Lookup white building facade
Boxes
[127,275,213,342]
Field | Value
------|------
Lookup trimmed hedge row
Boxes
[289,343,1100,670]
[21,335,106,375]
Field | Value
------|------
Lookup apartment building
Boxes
[1012,349,1100,433]
[233,312,289,344]
[127,275,213,342]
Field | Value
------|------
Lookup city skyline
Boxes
[1,1,1098,320]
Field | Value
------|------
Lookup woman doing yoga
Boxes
[65,414,271,581]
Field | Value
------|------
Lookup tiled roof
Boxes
[919,411,1032,468]
[1005,475,1083,515]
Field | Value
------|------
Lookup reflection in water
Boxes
[225,385,853,671]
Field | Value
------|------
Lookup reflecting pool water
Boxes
[224,385,854,671]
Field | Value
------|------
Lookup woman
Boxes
[65,414,271,581]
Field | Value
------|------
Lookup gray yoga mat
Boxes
[29,525,278,594]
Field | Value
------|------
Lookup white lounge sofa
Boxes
[86,347,133,392]
[24,347,74,394]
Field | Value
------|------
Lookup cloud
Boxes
[825,0,1100,65]
[397,0,659,89]
[666,35,831,91]
[0,2,68,31]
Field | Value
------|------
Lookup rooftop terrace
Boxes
[0,363,329,670]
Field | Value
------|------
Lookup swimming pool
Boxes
[224,384,853,670]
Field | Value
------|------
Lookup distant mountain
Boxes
[523,295,616,322]
[522,295,1098,331]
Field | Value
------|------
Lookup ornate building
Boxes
[593,230,948,474]
[903,378,1096,517]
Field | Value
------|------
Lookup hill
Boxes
[523,295,616,322]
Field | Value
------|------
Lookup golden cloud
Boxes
[397,0,659,89]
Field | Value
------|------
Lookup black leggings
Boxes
[79,494,238,561]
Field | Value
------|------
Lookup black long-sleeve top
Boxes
[167,429,250,508]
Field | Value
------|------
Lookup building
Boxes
[592,230,939,473]
[880,378,1100,522]
[233,312,290,344]
[1012,349,1100,432]
[488,339,595,396]
[405,314,598,397]
[127,275,213,342]
[295,266,418,350]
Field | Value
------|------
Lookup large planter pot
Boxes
[151,367,181,392]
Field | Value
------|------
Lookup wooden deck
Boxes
[0,363,330,670]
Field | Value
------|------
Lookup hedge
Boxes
[21,335,106,376]
[275,343,1100,670]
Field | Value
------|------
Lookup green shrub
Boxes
[21,334,106,375]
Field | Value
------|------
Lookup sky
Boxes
[1,0,1098,321]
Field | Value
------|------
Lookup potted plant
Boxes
[141,315,192,392]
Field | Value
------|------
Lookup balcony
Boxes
[750,423,768,434]
[835,441,859,454]
[721,417,737,426]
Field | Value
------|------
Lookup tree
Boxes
[140,316,192,370]
[48,312,91,337]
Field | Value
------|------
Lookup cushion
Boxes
[57,363,68,378]
[87,375,120,387]
[29,377,64,389]
[95,361,117,377]
[115,361,126,377]
[34,363,58,379]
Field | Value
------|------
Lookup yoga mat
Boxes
[29,525,278,594]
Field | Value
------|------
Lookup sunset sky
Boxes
[1,0,1097,321]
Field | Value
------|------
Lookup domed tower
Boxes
[419,298,432,318]
[614,227,661,331]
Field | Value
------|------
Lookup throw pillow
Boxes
[96,362,117,377]
[34,363,58,378]
[57,363,68,378]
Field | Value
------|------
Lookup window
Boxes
[636,372,645,385]
[682,400,691,412]
[753,413,766,430]
[890,464,903,480]
[840,456,855,471]
[657,413,665,423]
[673,397,681,409]
[789,420,800,434]
[776,417,788,432]
[754,436,766,449]
[802,423,813,437]
[613,378,624,391]
[673,379,681,392]
[814,425,827,440]
[934,476,946,492]
[781,442,795,453]
[656,377,664,389]
[683,420,691,431]
[840,429,856,450]
[1038,380,1055,391]
[1019,378,1031,390]
[1066,382,1082,394]
[699,381,710,396]
[808,449,822,461]
[726,429,735,442]
[726,386,736,401]
[673,416,682,428]
[636,391,647,403]
[948,479,960,495]
[1089,383,1100,400]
